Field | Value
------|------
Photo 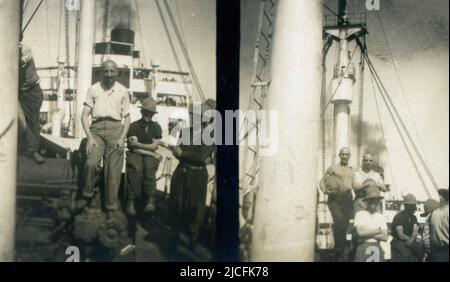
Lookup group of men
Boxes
[19,49,215,253]
[320,147,449,262]
[77,59,215,252]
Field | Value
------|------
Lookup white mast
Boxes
[0,0,20,262]
[251,0,323,261]
[74,0,95,138]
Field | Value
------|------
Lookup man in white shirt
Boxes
[353,153,387,212]
[353,185,388,262]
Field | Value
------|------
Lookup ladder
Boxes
[239,0,277,261]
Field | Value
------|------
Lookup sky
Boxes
[240,0,449,200]
[22,0,216,101]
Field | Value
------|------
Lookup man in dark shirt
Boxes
[391,193,420,262]
[125,97,162,216]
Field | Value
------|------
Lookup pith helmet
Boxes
[403,193,418,205]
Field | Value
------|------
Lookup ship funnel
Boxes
[111,28,135,44]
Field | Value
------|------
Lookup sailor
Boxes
[18,43,45,163]
[169,99,216,253]
[420,198,441,261]
[125,97,162,216]
[319,147,354,261]
[353,185,388,262]
[353,153,387,212]
[428,188,449,262]
[77,60,131,222]
[390,193,421,262]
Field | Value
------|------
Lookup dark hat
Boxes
[363,185,384,201]
[361,179,378,189]
[420,199,440,217]
[438,188,449,201]
[139,97,157,113]
[403,193,418,205]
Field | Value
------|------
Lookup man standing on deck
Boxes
[77,60,131,222]
[18,43,45,164]
[428,188,449,262]
[320,147,354,261]
[391,193,421,262]
[353,153,387,212]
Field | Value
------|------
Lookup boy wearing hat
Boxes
[390,193,420,262]
[125,97,163,216]
[353,185,388,262]
[428,188,449,262]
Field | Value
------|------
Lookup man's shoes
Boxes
[31,152,45,164]
[143,197,156,213]
[125,201,136,216]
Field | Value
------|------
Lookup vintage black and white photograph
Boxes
[239,0,448,262]
[0,0,216,262]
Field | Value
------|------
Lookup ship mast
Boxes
[0,0,20,261]
[251,0,323,261]
[333,0,353,158]
[323,0,367,163]
[74,0,95,138]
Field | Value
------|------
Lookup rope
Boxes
[369,59,398,195]
[362,48,439,192]
[162,0,206,101]
[364,53,433,198]
[356,39,366,166]
[65,6,71,88]
[320,43,358,117]
[134,0,146,67]
[22,0,44,33]
[155,0,191,100]
[375,11,438,190]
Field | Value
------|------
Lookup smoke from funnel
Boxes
[351,116,387,163]
[97,0,136,31]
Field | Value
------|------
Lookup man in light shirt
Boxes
[353,185,388,262]
[77,60,131,222]
[429,188,449,262]
[353,153,387,212]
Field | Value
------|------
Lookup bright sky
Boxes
[240,0,449,200]
[22,0,216,101]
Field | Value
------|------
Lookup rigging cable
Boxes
[155,0,192,100]
[134,0,146,67]
[369,57,399,196]
[320,43,358,117]
[362,49,439,192]
[364,53,433,198]
[356,37,366,166]
[162,0,206,102]
[375,11,439,191]
[44,0,52,64]
[22,0,44,33]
